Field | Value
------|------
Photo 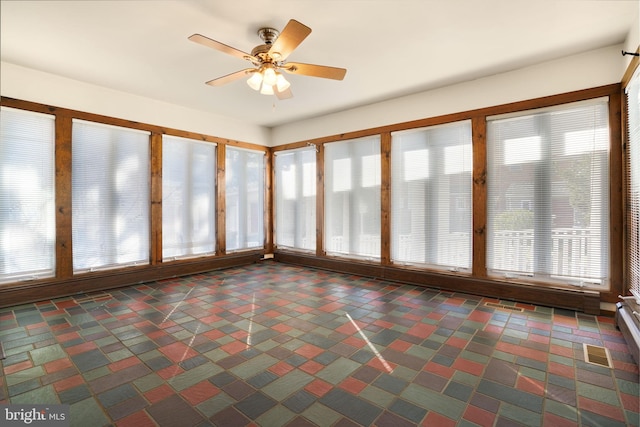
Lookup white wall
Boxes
[271,45,626,146]
[623,11,640,70]
[0,61,271,146]
[2,42,634,148]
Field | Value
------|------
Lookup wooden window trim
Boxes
[0,83,623,312]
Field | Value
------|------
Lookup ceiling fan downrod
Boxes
[257,27,279,45]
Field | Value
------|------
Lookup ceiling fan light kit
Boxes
[246,65,290,94]
[189,19,346,99]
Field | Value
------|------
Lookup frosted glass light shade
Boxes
[263,67,277,86]
[247,72,263,91]
[276,73,290,92]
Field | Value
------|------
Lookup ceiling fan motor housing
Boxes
[257,27,279,44]
[251,44,271,59]
[252,28,280,60]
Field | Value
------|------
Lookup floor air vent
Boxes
[583,343,612,368]
[484,302,524,312]
[73,292,112,304]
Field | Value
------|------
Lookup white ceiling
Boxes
[1,1,637,128]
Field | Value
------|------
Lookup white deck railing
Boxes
[326,228,600,279]
[491,228,600,278]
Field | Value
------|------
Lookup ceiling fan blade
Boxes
[268,19,311,61]
[274,86,293,100]
[188,33,256,62]
[283,62,347,80]
[205,69,254,87]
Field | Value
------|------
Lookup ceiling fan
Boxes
[188,19,347,99]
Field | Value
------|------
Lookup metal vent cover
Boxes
[583,343,612,368]
[484,302,524,312]
[73,292,112,304]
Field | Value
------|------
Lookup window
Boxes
[325,136,381,258]
[274,148,316,251]
[391,121,472,270]
[487,99,610,287]
[0,107,55,283]
[162,135,216,260]
[72,120,150,272]
[626,66,640,299]
[225,147,264,251]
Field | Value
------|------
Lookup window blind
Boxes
[391,121,472,270]
[0,107,56,283]
[274,148,316,251]
[324,136,381,258]
[162,135,216,260]
[626,66,640,298]
[72,120,150,272]
[487,99,610,287]
[225,147,264,251]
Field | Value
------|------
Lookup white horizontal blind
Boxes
[225,147,264,251]
[487,99,610,287]
[626,66,640,298]
[162,135,216,260]
[72,120,150,272]
[325,136,381,258]
[0,107,56,282]
[391,121,472,270]
[274,148,316,251]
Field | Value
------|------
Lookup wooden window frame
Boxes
[0,97,267,307]
[0,83,623,314]
[273,84,622,314]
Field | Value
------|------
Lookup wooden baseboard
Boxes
[273,252,601,315]
[1,250,602,315]
[0,252,263,308]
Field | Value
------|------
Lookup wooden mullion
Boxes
[380,132,392,265]
[316,143,325,256]
[472,116,488,278]
[605,90,624,302]
[217,144,227,255]
[149,133,163,265]
[55,114,73,279]
[264,149,273,253]
[621,47,639,88]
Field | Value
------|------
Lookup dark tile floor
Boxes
[0,261,638,426]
